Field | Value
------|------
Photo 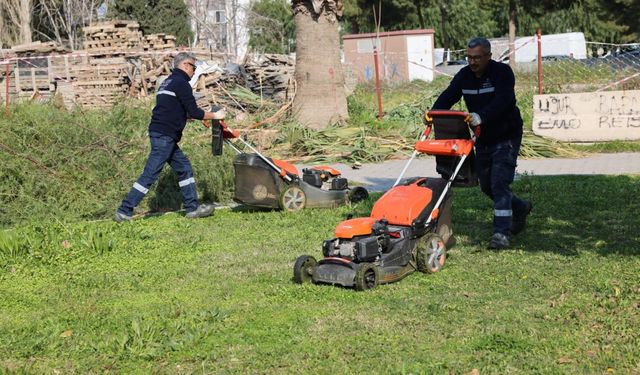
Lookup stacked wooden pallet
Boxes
[143,34,176,51]
[82,20,143,55]
[244,54,295,102]
[2,23,296,111]
[74,21,145,107]
[7,41,71,99]
[71,62,128,108]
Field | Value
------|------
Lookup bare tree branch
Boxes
[33,0,98,49]
[0,0,33,46]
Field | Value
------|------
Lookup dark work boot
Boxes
[488,233,510,249]
[185,204,215,219]
[114,210,133,222]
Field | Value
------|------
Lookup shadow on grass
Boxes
[346,175,640,257]
[148,169,223,211]
[149,170,183,212]
[454,175,640,256]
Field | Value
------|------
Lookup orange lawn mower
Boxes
[207,118,369,211]
[292,110,479,290]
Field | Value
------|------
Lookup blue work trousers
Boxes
[475,138,528,236]
[118,131,198,215]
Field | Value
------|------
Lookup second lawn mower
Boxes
[210,119,368,211]
[293,110,479,290]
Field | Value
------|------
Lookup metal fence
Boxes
[438,40,640,94]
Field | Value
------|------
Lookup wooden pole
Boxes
[14,61,21,97]
[64,55,70,81]
[537,27,542,95]
[47,56,54,91]
[140,63,148,97]
[373,45,383,119]
[31,67,37,92]
[4,62,10,116]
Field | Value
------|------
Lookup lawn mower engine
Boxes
[302,168,348,191]
[322,220,391,263]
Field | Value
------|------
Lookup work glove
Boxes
[421,112,430,126]
[469,112,482,127]
[210,105,226,120]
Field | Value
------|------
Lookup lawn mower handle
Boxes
[392,110,474,187]
[208,119,293,182]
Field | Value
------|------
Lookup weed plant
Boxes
[268,76,588,163]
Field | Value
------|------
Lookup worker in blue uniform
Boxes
[115,52,225,222]
[432,37,532,249]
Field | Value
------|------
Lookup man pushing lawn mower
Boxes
[115,52,225,222]
[432,37,532,249]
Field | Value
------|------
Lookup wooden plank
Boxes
[14,64,20,93]
[73,79,124,86]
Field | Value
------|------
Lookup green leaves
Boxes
[248,0,296,54]
[341,0,637,49]
[108,0,193,45]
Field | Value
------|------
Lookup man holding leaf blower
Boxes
[115,52,226,222]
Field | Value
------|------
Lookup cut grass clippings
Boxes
[1,175,639,373]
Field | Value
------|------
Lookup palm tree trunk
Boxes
[292,0,348,130]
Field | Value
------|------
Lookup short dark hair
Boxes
[467,37,491,54]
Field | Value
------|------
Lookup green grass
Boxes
[0,102,236,228]
[1,175,639,373]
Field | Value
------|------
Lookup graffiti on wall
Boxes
[532,90,640,141]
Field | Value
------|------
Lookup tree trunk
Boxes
[439,2,449,64]
[508,0,516,69]
[292,0,348,130]
[413,0,425,29]
[19,0,32,44]
[0,0,33,46]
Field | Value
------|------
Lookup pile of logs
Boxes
[125,55,174,98]
[244,54,295,102]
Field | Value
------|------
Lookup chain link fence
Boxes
[434,40,640,94]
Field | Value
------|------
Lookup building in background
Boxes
[185,0,251,61]
[342,29,436,83]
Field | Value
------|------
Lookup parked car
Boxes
[585,47,640,70]
[539,55,573,62]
